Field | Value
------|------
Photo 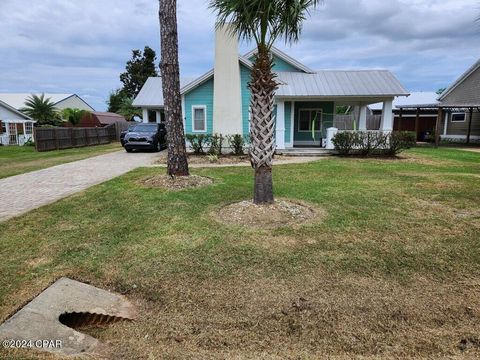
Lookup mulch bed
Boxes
[139,175,213,191]
[214,199,322,229]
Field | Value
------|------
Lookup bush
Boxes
[23,138,35,147]
[227,134,246,155]
[186,134,210,154]
[332,132,359,155]
[332,131,416,156]
[208,133,224,155]
[384,131,416,156]
[357,131,388,156]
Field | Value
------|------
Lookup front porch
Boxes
[0,119,36,146]
[275,98,395,150]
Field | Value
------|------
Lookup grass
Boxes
[0,147,479,359]
[0,142,122,179]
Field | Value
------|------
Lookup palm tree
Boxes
[62,108,91,126]
[210,0,320,204]
[21,94,61,126]
[159,0,189,176]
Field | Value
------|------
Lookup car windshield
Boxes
[132,124,156,132]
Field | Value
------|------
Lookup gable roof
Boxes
[438,59,480,101]
[133,57,253,107]
[244,46,315,74]
[370,92,438,110]
[0,93,94,111]
[0,99,32,120]
[275,70,409,98]
[92,112,127,125]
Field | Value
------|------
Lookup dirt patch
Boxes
[98,274,480,359]
[214,199,322,229]
[139,175,213,191]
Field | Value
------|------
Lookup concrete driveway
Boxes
[0,150,160,222]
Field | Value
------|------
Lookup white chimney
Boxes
[213,24,243,135]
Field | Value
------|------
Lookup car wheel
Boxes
[126,148,133,153]
[155,141,161,152]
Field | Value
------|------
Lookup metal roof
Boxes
[0,99,32,120]
[370,92,438,110]
[133,77,196,107]
[275,70,409,98]
[0,93,80,109]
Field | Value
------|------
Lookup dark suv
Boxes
[123,123,167,152]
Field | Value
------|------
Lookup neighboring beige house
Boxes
[0,93,95,112]
[437,59,480,142]
[398,59,480,144]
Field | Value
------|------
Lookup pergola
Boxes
[397,103,480,147]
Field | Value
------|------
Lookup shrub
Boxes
[186,134,210,154]
[227,134,246,155]
[383,131,416,156]
[332,131,416,157]
[357,131,388,156]
[332,132,359,155]
[208,133,224,155]
[23,138,35,147]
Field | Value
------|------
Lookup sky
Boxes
[0,0,479,111]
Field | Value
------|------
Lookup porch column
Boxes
[155,110,161,124]
[358,105,367,131]
[380,99,394,131]
[443,111,448,135]
[142,108,149,123]
[275,101,286,150]
[467,107,474,144]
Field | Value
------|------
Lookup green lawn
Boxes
[0,143,122,179]
[0,148,479,359]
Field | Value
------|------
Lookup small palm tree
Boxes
[118,97,142,121]
[62,108,91,126]
[21,94,61,126]
[210,0,320,204]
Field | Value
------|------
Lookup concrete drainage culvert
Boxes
[0,277,136,357]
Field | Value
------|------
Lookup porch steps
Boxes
[276,148,335,157]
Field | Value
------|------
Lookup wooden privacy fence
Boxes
[34,125,117,152]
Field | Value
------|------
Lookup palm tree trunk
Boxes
[249,48,278,204]
[159,0,189,176]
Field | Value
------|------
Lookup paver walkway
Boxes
[0,151,159,222]
[0,150,326,223]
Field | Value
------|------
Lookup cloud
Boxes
[0,0,478,110]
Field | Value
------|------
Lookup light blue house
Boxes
[133,25,409,150]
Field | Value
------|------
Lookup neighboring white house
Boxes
[0,93,95,112]
[0,100,36,145]
[134,25,409,150]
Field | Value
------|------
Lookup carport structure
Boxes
[398,103,480,147]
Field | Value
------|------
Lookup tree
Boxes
[210,0,320,204]
[62,108,91,126]
[21,94,62,126]
[118,97,142,121]
[159,0,190,176]
[120,46,158,98]
[107,89,128,113]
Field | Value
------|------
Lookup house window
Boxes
[298,109,322,132]
[1,121,5,134]
[25,122,33,135]
[451,113,466,122]
[192,106,206,132]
